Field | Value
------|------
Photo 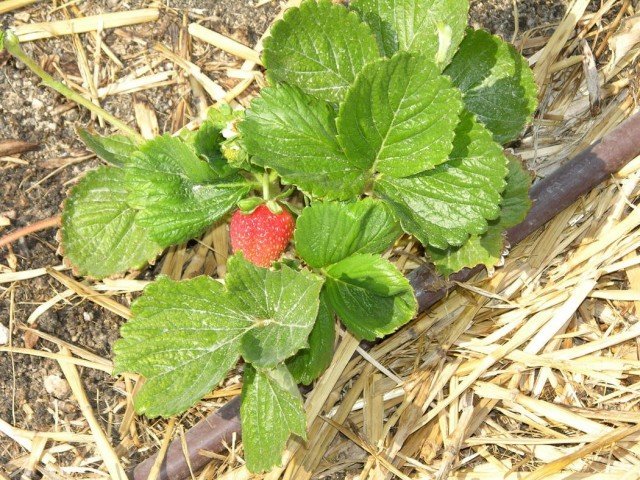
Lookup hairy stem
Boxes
[2,30,142,141]
[262,171,270,200]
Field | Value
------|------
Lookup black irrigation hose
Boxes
[131,111,640,480]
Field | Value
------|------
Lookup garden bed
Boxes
[3,0,640,479]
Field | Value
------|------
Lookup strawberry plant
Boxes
[3,0,537,472]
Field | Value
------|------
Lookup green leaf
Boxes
[498,155,532,229]
[240,84,370,200]
[324,254,417,340]
[351,9,399,57]
[375,110,508,249]
[337,52,463,178]
[351,0,469,67]
[444,29,538,144]
[295,199,401,268]
[220,136,252,171]
[191,104,243,177]
[226,255,324,368]
[77,129,139,167]
[125,135,250,247]
[113,276,247,417]
[426,224,504,277]
[130,134,218,184]
[190,121,224,163]
[241,364,306,473]
[204,102,243,130]
[114,255,324,417]
[263,0,380,103]
[427,156,532,275]
[287,292,335,385]
[61,167,162,278]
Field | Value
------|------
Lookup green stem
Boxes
[2,30,142,141]
[262,171,270,200]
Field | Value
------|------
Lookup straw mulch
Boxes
[2,0,640,479]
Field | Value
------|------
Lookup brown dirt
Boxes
[0,0,567,474]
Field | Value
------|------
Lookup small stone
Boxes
[44,375,71,400]
[31,98,44,110]
[14,12,31,22]
[63,109,79,121]
[0,324,9,346]
[60,401,78,414]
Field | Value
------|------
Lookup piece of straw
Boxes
[13,8,159,42]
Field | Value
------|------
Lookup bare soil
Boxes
[0,0,567,473]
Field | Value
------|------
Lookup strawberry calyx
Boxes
[237,197,264,213]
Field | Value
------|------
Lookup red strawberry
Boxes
[229,203,295,267]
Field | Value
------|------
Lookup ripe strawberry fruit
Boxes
[229,203,295,267]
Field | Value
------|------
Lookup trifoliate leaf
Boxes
[427,156,532,275]
[226,255,324,368]
[241,364,306,472]
[324,254,417,340]
[374,110,508,249]
[295,199,401,268]
[114,256,324,417]
[77,129,139,167]
[263,0,380,103]
[61,167,162,278]
[240,84,370,200]
[125,135,250,247]
[374,112,507,249]
[444,29,538,144]
[351,0,469,67]
[287,292,335,385]
[337,52,463,178]
[113,276,248,417]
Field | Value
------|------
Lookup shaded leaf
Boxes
[125,135,250,247]
[374,110,508,249]
[77,129,139,167]
[427,156,532,275]
[444,29,538,143]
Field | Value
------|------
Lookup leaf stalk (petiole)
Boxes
[262,171,270,200]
